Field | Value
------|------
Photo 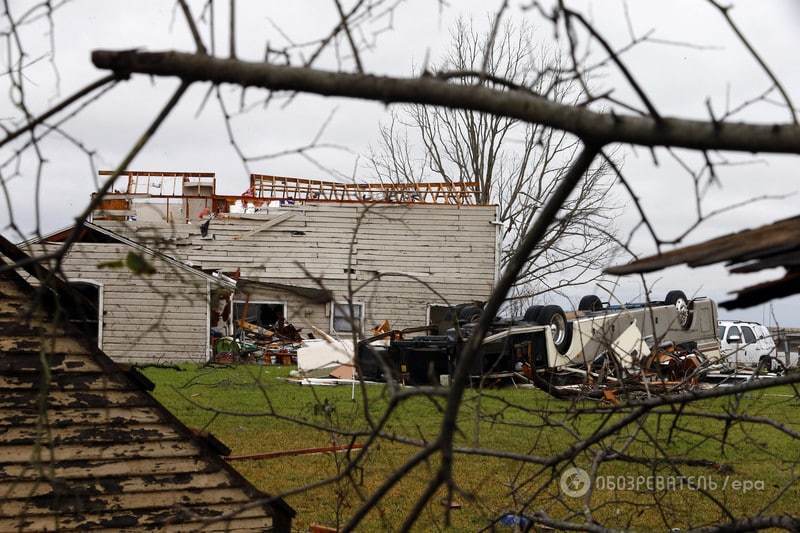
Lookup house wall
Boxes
[0,271,291,531]
[97,202,498,335]
[33,243,211,364]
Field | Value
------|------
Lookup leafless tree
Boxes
[3,2,800,532]
[370,19,617,307]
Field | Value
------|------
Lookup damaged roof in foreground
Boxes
[0,238,294,531]
[605,215,800,309]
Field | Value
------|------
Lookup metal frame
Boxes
[98,170,216,197]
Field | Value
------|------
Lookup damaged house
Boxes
[0,239,295,531]
[24,171,499,364]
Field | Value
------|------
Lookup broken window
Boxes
[726,326,742,343]
[233,300,286,334]
[331,302,364,334]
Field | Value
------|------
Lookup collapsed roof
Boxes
[92,170,484,225]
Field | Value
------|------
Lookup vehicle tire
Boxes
[536,305,573,355]
[759,355,773,373]
[458,305,482,323]
[664,290,692,329]
[578,294,603,312]
[523,305,543,323]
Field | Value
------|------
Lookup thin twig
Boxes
[177,0,208,55]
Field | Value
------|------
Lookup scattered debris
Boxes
[282,377,381,387]
[329,363,356,379]
[208,286,781,400]
[352,293,784,399]
[211,291,306,365]
[441,498,462,510]
[498,513,532,529]
[310,524,339,533]
[371,319,391,336]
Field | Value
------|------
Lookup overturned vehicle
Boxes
[356,291,721,394]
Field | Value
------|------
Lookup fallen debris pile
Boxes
[284,323,434,384]
[348,296,786,400]
[211,292,787,400]
[213,316,304,365]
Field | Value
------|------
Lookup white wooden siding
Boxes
[96,203,497,334]
[31,243,210,364]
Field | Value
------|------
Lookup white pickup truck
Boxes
[717,320,777,370]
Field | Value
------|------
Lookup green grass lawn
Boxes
[143,364,800,531]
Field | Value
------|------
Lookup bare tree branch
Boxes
[707,0,797,124]
[177,0,207,55]
[91,49,800,154]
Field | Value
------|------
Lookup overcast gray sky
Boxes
[2,0,799,324]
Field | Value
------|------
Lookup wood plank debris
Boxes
[606,215,800,309]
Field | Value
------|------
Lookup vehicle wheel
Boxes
[759,355,773,373]
[536,305,573,354]
[458,305,482,323]
[578,294,603,312]
[664,290,692,329]
[523,305,543,323]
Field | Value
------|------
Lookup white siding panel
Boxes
[92,203,497,339]
[39,243,210,364]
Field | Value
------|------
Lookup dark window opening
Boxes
[429,305,454,334]
[68,282,100,346]
[233,301,285,335]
